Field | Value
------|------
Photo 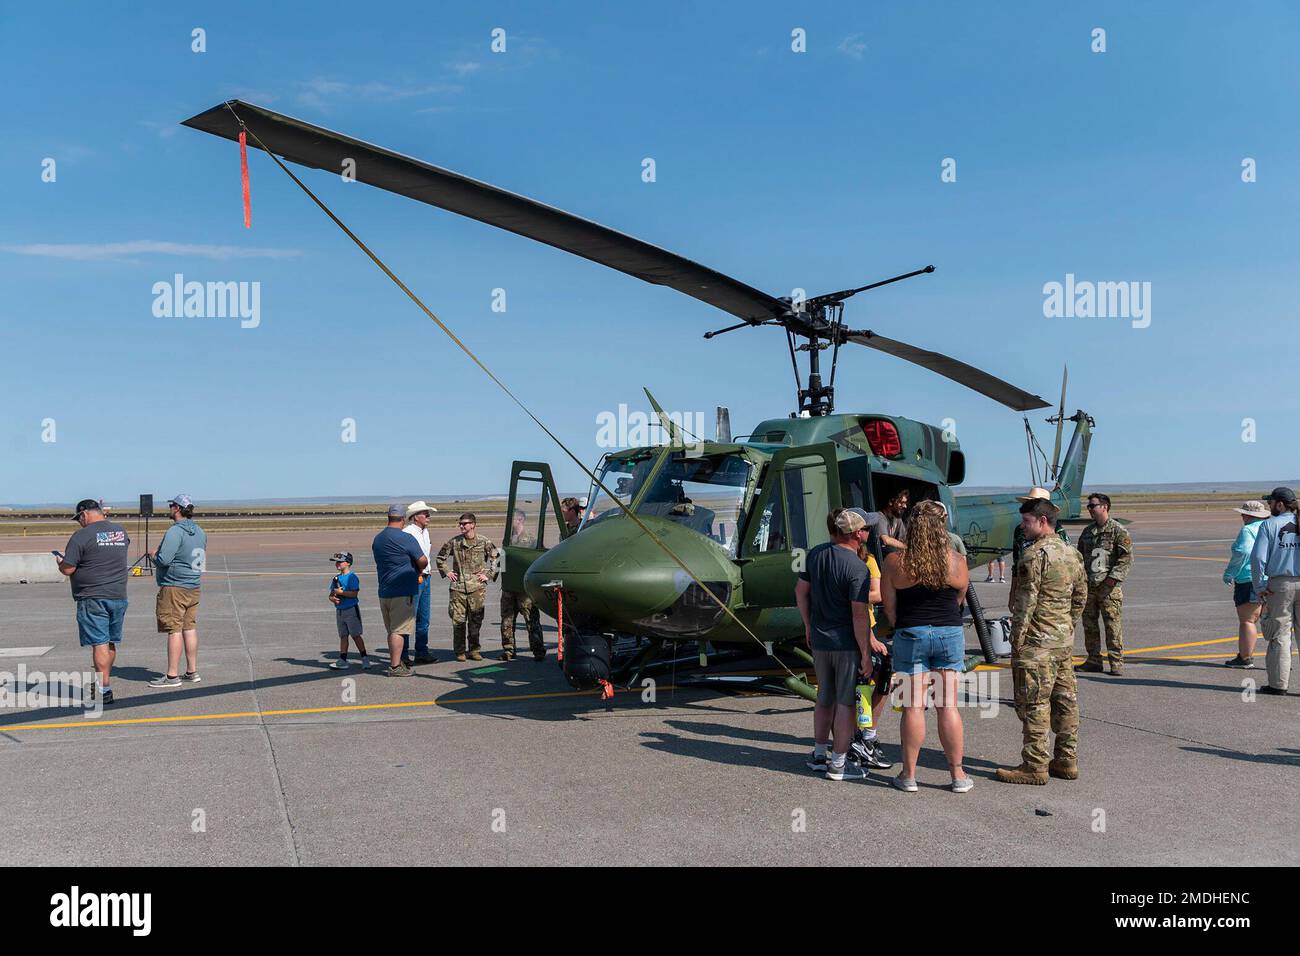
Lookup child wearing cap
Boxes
[328,553,369,669]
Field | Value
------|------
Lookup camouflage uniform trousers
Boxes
[500,590,544,656]
[1081,584,1123,668]
[1011,649,1079,771]
[450,589,486,655]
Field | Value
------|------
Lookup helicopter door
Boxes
[739,443,841,608]
[503,461,568,594]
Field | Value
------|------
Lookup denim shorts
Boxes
[76,598,129,647]
[1233,581,1259,607]
[892,624,964,674]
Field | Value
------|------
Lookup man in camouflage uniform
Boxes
[500,508,544,662]
[1075,492,1133,675]
[1008,487,1070,608]
[996,497,1088,785]
[436,512,500,662]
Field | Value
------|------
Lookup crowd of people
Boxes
[51,482,1298,774]
[792,485,1299,790]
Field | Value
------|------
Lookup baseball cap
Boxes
[73,498,102,519]
[835,509,867,533]
[1264,487,1296,504]
[1233,500,1270,519]
[387,503,406,519]
[331,552,353,564]
[405,500,436,520]
[1015,486,1053,503]
[168,494,194,510]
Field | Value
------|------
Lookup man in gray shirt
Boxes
[795,508,884,780]
[57,499,131,705]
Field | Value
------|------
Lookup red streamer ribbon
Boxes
[239,130,251,228]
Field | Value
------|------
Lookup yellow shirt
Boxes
[865,554,880,628]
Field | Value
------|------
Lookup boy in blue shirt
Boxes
[328,552,369,669]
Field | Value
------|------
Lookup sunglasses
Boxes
[1087,502,1104,509]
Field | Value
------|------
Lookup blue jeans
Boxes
[402,575,431,660]
[76,598,128,646]
[892,624,964,674]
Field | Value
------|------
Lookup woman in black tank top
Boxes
[881,501,971,793]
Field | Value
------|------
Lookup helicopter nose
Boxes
[523,515,738,634]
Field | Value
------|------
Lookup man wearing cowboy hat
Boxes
[403,500,438,665]
[1223,500,1269,668]
[1250,486,1300,694]
[1008,487,1071,607]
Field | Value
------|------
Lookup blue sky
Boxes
[2,1,1297,505]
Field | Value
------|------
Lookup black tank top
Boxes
[895,583,962,628]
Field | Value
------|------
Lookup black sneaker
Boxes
[851,735,894,770]
[826,759,867,781]
[101,689,114,707]
[1259,685,1287,696]
[1224,655,1255,669]
[806,751,829,773]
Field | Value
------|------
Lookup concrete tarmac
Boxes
[0,512,1294,866]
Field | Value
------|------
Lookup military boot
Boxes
[995,764,1049,785]
[1048,758,1079,780]
[1074,661,1104,673]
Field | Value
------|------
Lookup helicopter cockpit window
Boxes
[584,451,659,528]
[632,452,753,557]
[747,454,832,555]
[508,476,562,550]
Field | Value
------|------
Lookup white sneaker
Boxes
[891,774,918,792]
[951,775,974,793]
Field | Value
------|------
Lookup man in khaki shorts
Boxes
[147,495,208,688]
[371,504,428,677]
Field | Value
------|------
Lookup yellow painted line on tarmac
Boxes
[1126,636,1238,654]
[3,636,1276,732]
[2,685,646,732]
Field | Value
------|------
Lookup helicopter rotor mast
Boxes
[704,264,938,417]
[181,99,1050,416]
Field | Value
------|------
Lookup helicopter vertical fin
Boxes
[1053,411,1093,519]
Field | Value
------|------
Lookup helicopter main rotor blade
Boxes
[846,331,1050,411]
[182,100,788,323]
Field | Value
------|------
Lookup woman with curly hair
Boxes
[881,500,972,793]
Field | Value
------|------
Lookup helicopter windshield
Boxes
[633,451,753,556]
[584,450,660,530]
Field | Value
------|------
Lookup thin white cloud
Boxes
[838,33,867,59]
[447,61,482,77]
[1,241,303,262]
[295,77,463,110]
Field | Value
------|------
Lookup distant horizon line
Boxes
[4,479,1296,510]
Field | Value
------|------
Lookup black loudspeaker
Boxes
[139,494,154,517]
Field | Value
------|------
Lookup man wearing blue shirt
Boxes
[1250,487,1300,695]
[371,504,428,677]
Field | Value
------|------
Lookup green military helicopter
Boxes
[183,100,1094,698]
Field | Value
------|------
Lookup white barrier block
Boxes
[0,553,67,585]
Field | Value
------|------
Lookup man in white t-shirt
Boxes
[403,501,437,664]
